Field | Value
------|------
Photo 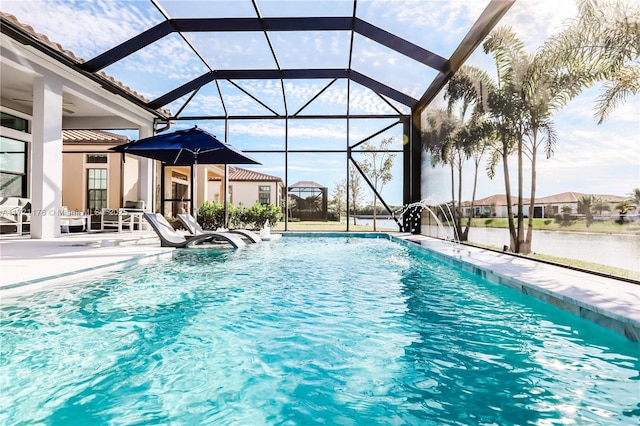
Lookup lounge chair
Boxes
[144,213,246,249]
[177,213,262,243]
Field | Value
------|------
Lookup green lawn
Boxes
[464,241,640,281]
[465,217,640,234]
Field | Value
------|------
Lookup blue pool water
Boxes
[1,235,639,425]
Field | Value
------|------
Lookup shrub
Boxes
[197,201,282,231]
[197,201,226,230]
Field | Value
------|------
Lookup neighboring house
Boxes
[462,192,627,218]
[462,194,529,219]
[534,192,627,218]
[208,166,284,209]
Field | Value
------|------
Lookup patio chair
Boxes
[101,200,148,232]
[144,212,245,249]
[177,213,262,243]
[0,197,31,235]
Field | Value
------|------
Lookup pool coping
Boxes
[388,233,640,343]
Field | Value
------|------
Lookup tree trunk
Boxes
[462,158,481,242]
[516,136,525,253]
[502,145,517,251]
[450,162,457,235]
[456,160,464,241]
[522,144,537,255]
[373,197,377,231]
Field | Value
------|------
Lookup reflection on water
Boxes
[423,225,640,272]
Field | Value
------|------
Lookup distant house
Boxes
[463,191,627,219]
[534,192,626,218]
[462,194,529,218]
[208,166,284,208]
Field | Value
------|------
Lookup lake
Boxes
[422,224,640,272]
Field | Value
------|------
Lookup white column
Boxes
[31,75,63,239]
[137,124,154,211]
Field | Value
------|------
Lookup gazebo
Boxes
[288,181,328,221]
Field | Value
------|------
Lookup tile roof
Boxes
[210,166,282,182]
[288,180,326,189]
[472,192,628,206]
[473,194,528,206]
[536,192,627,204]
[62,129,130,144]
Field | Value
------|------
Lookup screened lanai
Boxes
[0,0,514,233]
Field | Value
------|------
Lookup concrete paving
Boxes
[393,233,640,342]
[1,231,638,342]
[0,231,173,296]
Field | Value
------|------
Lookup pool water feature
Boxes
[1,235,638,424]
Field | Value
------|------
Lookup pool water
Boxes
[1,236,638,425]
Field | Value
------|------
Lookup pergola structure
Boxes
[0,0,514,236]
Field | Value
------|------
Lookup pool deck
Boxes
[392,233,640,342]
[1,231,638,342]
[0,231,173,296]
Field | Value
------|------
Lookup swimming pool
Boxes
[1,235,638,424]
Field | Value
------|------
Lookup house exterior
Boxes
[462,194,529,218]
[62,129,141,213]
[534,192,626,218]
[463,192,627,219]
[1,13,159,238]
[208,166,284,209]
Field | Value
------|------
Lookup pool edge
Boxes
[391,233,640,343]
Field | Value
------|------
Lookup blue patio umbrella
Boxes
[111,126,260,218]
[110,126,260,166]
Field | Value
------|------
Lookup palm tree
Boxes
[544,0,640,124]
[615,199,636,222]
[423,108,465,239]
[592,198,611,216]
[481,26,591,253]
[445,65,495,240]
[629,188,640,207]
[481,28,533,253]
[577,195,598,226]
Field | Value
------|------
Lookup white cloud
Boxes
[2,0,159,59]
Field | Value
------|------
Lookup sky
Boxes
[2,0,638,207]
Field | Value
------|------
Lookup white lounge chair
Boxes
[144,213,246,249]
[177,213,262,243]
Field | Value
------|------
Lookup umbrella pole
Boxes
[224,164,229,228]
[191,162,197,218]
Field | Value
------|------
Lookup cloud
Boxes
[499,0,577,49]
[2,0,159,59]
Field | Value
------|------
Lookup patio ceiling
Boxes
[0,0,514,123]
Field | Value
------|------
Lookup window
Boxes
[0,136,27,197]
[87,154,108,164]
[259,185,271,205]
[87,168,107,212]
[0,112,29,133]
